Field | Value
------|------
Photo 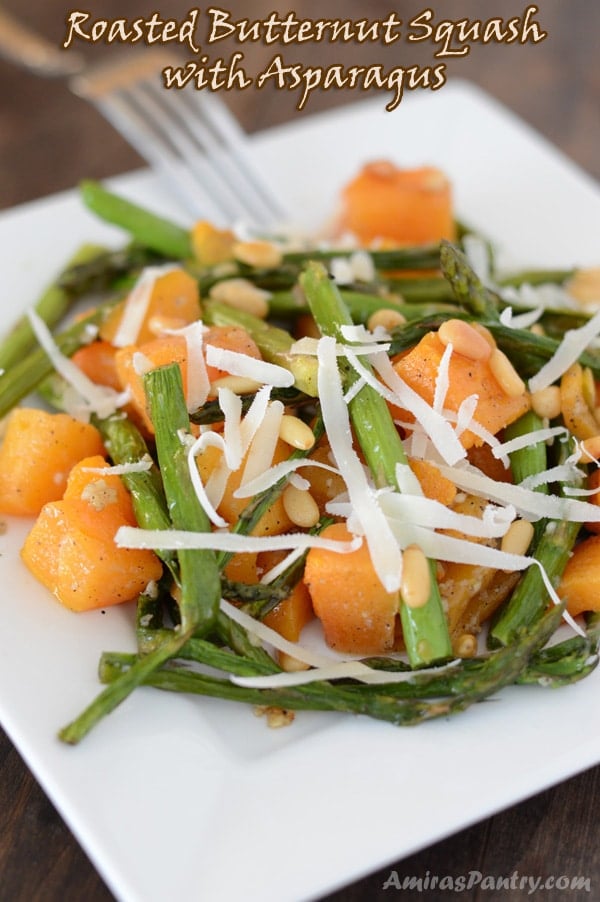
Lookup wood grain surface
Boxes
[1,1,599,900]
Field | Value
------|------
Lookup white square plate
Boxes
[1,81,600,902]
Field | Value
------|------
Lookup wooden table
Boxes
[1,2,599,899]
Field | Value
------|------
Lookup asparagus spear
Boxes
[0,244,108,374]
[80,180,192,260]
[440,240,500,320]
[202,298,318,396]
[489,432,583,648]
[96,603,565,726]
[0,300,117,419]
[300,261,452,667]
[60,364,222,743]
[144,363,220,633]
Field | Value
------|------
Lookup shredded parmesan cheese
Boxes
[27,310,128,420]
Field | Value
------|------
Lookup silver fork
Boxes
[0,10,285,228]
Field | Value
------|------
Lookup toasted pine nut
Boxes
[567,267,600,305]
[438,319,492,361]
[208,278,270,318]
[580,435,600,463]
[208,375,263,397]
[400,544,430,609]
[501,519,534,556]
[489,348,526,397]
[282,484,320,528]
[454,633,478,658]
[367,308,407,332]
[278,651,311,672]
[233,239,282,269]
[531,385,561,420]
[530,323,546,337]
[279,414,315,451]
[583,366,597,409]
[254,705,295,728]
[470,322,497,349]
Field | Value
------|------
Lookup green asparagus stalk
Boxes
[440,240,500,320]
[0,244,108,374]
[0,300,117,420]
[56,244,164,294]
[489,434,583,649]
[80,180,192,260]
[97,603,565,726]
[59,627,199,744]
[268,289,458,323]
[144,364,220,634]
[202,298,318,396]
[300,261,452,667]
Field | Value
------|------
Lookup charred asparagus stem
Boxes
[96,604,567,725]
[300,261,452,667]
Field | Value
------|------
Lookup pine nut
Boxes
[208,375,263,397]
[254,705,295,728]
[282,484,320,528]
[367,308,407,332]
[400,544,430,609]
[438,319,492,361]
[470,322,497,349]
[583,366,597,409]
[580,435,600,463]
[530,323,546,337]
[501,519,534,556]
[208,278,270,318]
[454,632,478,658]
[279,414,315,451]
[567,267,600,305]
[233,239,282,269]
[531,385,561,420]
[278,651,311,672]
[489,348,526,397]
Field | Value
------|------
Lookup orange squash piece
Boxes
[100,268,201,345]
[337,160,455,246]
[408,458,457,506]
[264,583,314,642]
[195,439,294,537]
[191,221,235,265]
[259,550,314,642]
[203,325,263,383]
[71,340,121,390]
[304,522,399,655]
[21,457,162,611]
[558,536,600,617]
[115,334,189,434]
[0,409,105,516]
[391,332,530,448]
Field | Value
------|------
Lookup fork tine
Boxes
[118,82,252,224]
[92,89,224,221]
[71,51,285,228]
[135,79,274,227]
[175,89,286,226]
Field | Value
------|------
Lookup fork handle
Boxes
[0,9,83,76]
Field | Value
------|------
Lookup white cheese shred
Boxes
[116,525,362,556]
[317,336,402,593]
[205,345,294,387]
[27,309,128,420]
[528,309,600,392]
[112,264,177,348]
